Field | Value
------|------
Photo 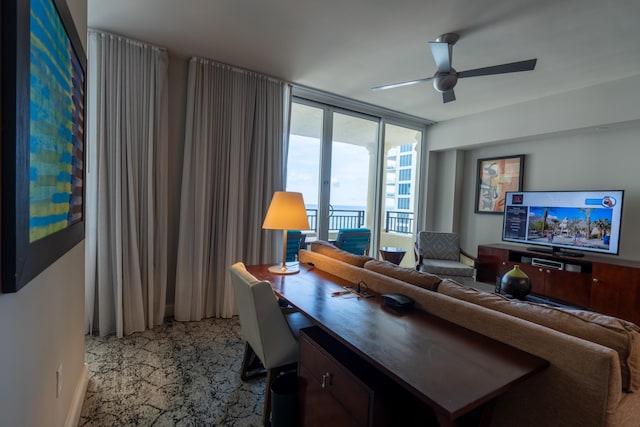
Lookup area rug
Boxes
[80,317,265,426]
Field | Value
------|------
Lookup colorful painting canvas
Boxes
[475,155,524,214]
[29,0,84,242]
[1,0,85,292]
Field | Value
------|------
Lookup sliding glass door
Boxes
[286,102,323,233]
[379,124,423,266]
[287,100,378,243]
[328,112,378,238]
[287,97,423,264]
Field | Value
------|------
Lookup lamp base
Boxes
[268,263,300,275]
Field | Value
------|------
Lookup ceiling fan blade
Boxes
[429,41,452,73]
[442,89,456,103]
[371,77,433,91]
[457,58,537,79]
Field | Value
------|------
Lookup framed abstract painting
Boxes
[474,155,524,214]
[1,0,86,292]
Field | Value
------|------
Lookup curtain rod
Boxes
[189,56,285,84]
[88,29,167,53]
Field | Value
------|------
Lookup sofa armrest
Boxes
[414,241,423,271]
[460,248,477,269]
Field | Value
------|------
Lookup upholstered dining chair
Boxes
[334,228,371,255]
[414,231,476,282]
[230,262,312,425]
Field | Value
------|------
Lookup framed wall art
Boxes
[474,154,524,214]
[1,0,86,292]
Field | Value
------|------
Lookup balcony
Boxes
[305,208,365,231]
[303,208,416,268]
[305,208,413,234]
[384,211,414,234]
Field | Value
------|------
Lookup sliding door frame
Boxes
[289,86,432,253]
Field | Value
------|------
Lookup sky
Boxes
[286,135,370,208]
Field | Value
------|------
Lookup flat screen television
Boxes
[502,190,624,257]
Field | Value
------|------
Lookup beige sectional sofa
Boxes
[298,241,640,427]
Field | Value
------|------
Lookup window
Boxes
[286,100,378,238]
[383,123,422,240]
[399,154,412,167]
[288,87,428,254]
[397,198,410,210]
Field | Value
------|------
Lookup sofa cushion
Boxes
[364,259,442,291]
[420,259,475,278]
[310,240,373,267]
[437,280,640,392]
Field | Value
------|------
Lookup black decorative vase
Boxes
[500,265,531,299]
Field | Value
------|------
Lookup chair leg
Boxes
[263,368,275,426]
[240,342,266,381]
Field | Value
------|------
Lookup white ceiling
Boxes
[87,0,640,123]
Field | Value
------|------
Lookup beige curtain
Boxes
[174,58,287,321]
[85,31,169,337]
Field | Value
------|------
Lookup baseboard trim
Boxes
[65,363,89,427]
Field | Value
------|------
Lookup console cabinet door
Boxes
[516,264,546,295]
[299,330,372,427]
[298,365,360,427]
[591,263,640,325]
[543,269,591,308]
[477,246,510,283]
[517,264,590,306]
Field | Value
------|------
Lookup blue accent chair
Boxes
[335,228,371,256]
[285,230,306,262]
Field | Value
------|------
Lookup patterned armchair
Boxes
[414,231,476,282]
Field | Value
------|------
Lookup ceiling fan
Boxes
[372,33,537,103]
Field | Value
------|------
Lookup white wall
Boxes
[425,149,462,232]
[0,1,87,426]
[0,243,86,426]
[460,127,640,259]
[427,74,640,152]
[425,75,640,262]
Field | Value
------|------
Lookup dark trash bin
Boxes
[270,371,298,427]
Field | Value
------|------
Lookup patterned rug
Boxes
[80,317,265,426]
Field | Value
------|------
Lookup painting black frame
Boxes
[474,154,525,214]
[1,0,86,292]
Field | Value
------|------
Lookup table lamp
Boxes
[262,191,310,274]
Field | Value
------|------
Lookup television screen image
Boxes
[502,190,624,256]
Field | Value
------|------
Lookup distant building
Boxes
[385,143,416,233]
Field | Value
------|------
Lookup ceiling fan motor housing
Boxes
[433,71,458,93]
